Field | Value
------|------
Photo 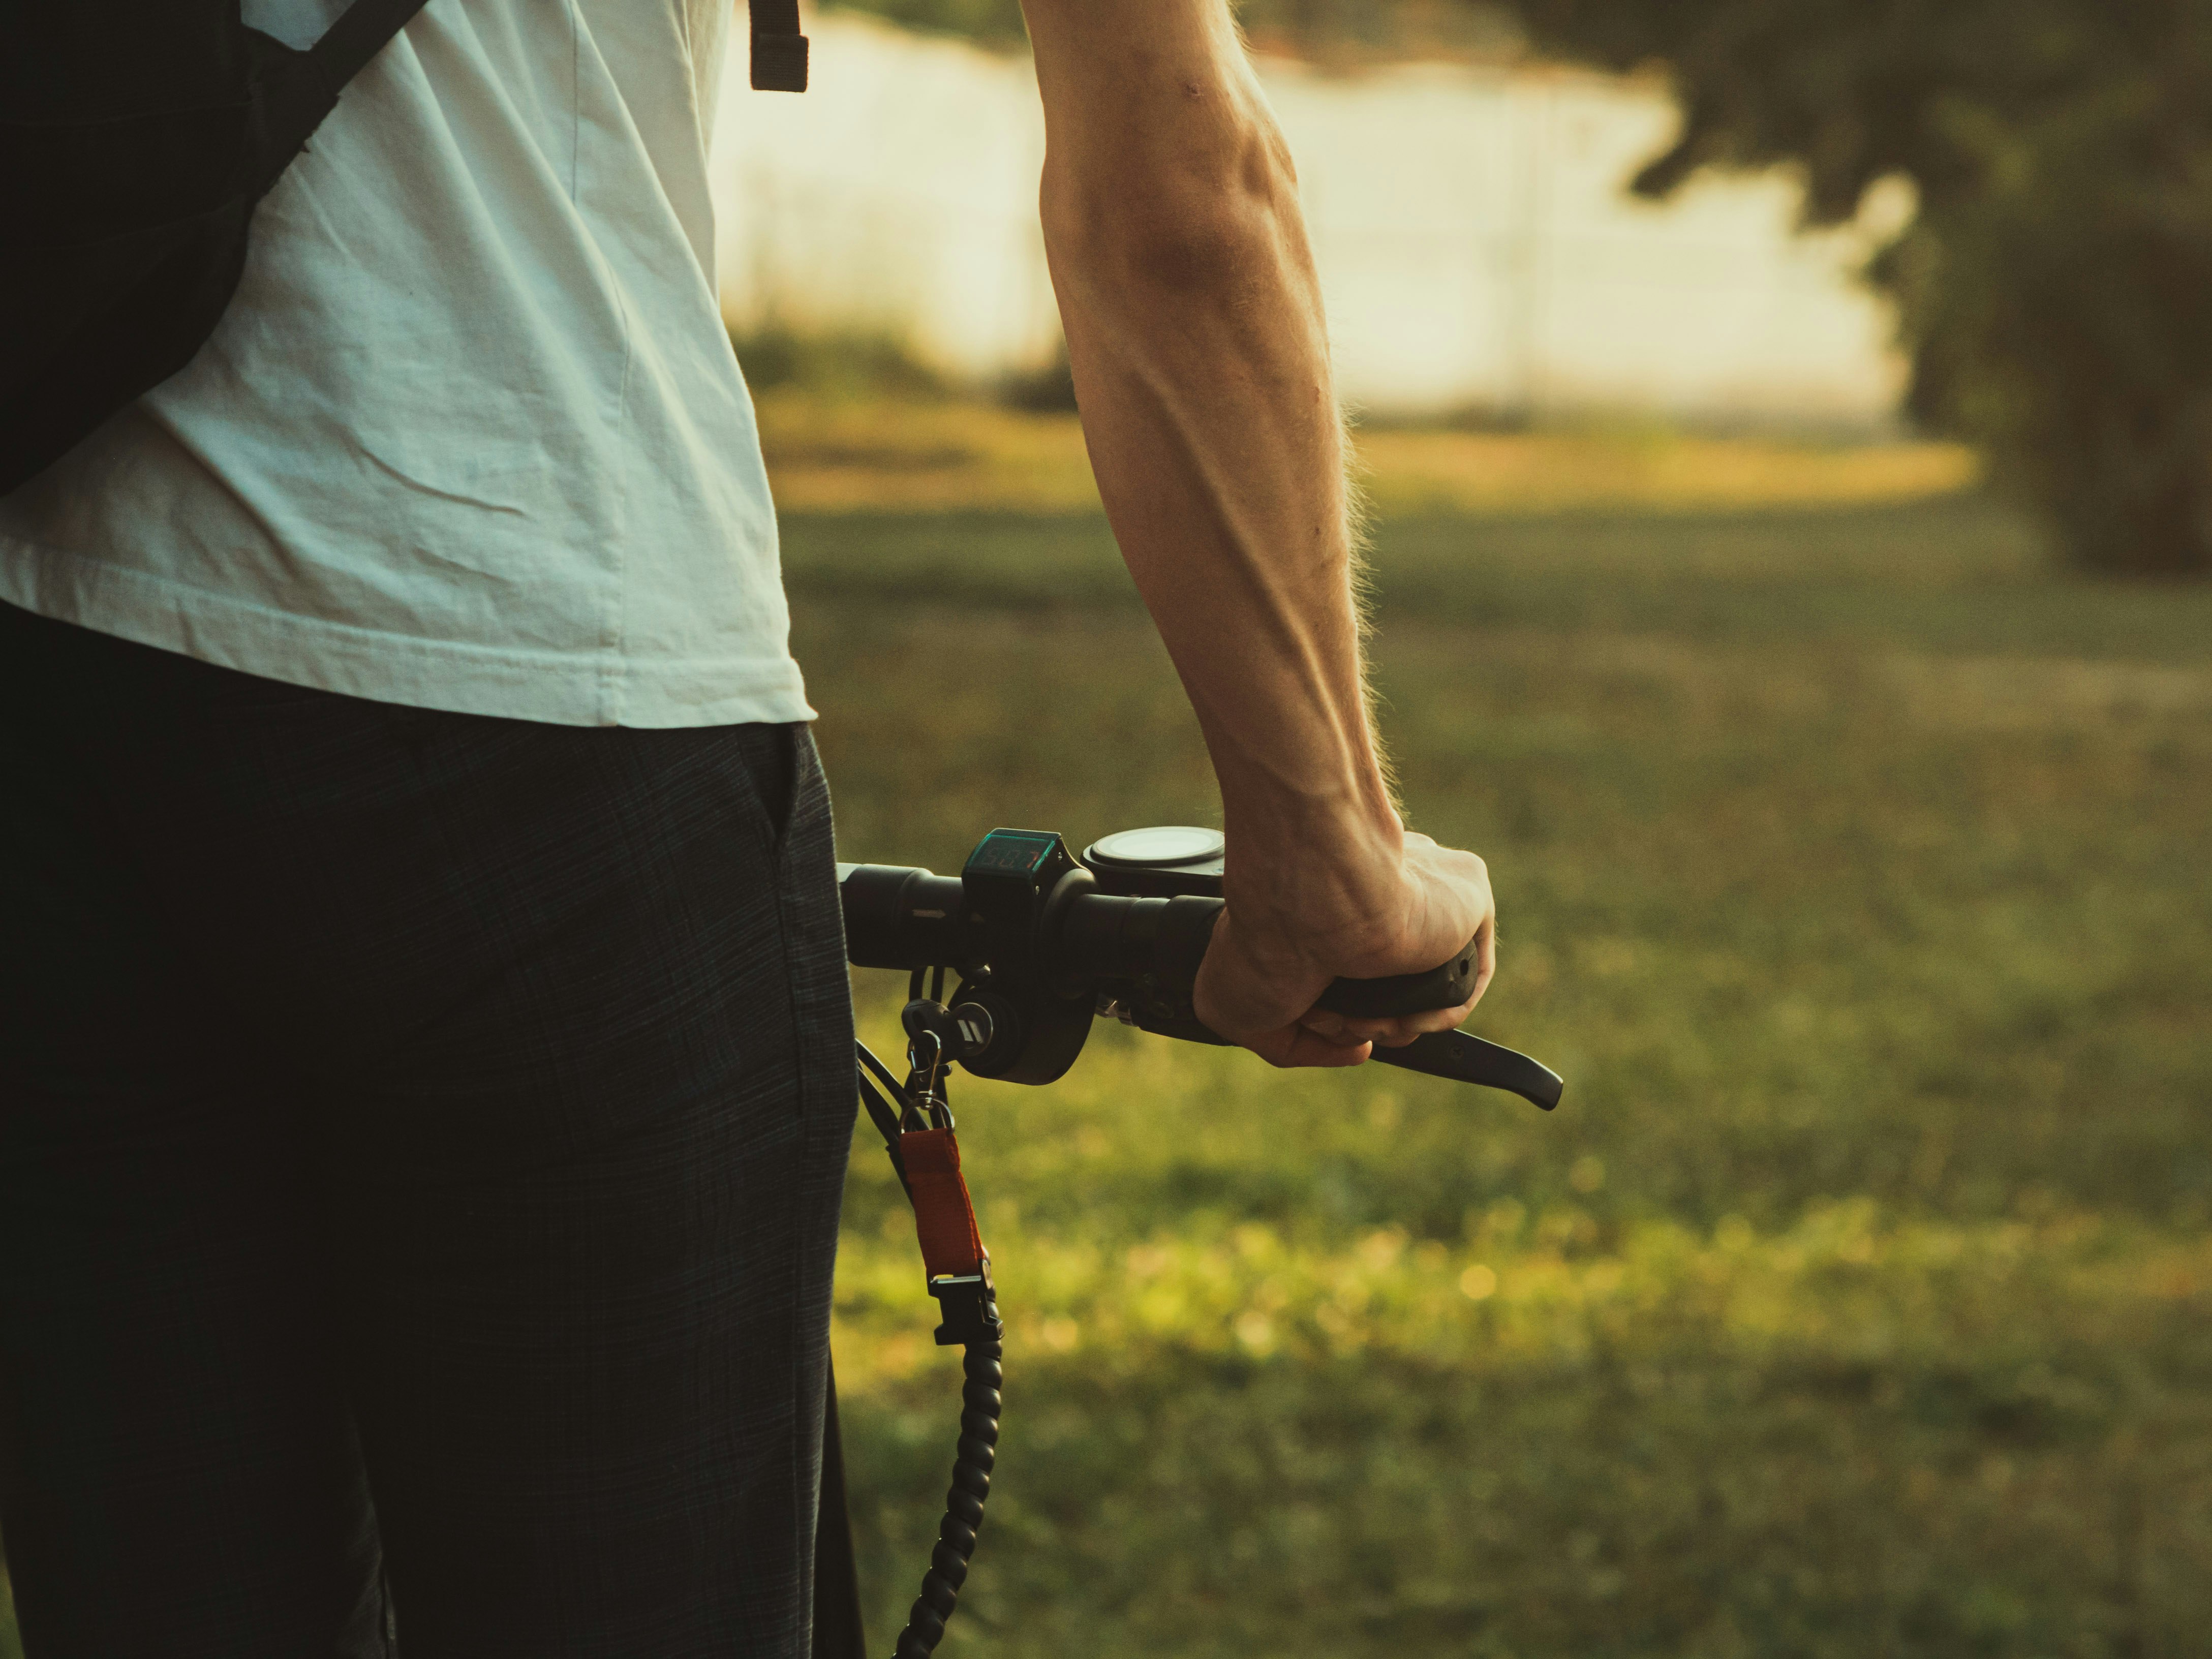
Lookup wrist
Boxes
[1219,775,1405,949]
[1217,744,1399,858]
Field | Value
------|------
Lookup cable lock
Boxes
[855,989,1005,1657]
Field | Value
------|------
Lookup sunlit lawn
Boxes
[790,407,2212,1658]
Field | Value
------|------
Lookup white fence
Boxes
[710,13,1910,425]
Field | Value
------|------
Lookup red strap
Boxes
[899,1127,987,1279]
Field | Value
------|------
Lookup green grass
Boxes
[796,493,2212,1657]
[4,490,2197,1656]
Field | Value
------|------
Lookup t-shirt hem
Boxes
[0,539,817,730]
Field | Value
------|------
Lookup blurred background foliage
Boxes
[1504,0,2212,576]
[828,0,2212,578]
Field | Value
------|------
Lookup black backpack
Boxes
[0,0,807,496]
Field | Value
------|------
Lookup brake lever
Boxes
[1123,1006,1560,1112]
[1368,1030,1562,1111]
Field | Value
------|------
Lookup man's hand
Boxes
[1020,0,1496,1066]
[1195,830,1496,1067]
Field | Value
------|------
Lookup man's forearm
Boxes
[1021,0,1495,1061]
[1026,1,1400,936]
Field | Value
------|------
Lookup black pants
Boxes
[0,604,855,1656]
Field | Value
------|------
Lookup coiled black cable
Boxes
[890,1339,1003,1657]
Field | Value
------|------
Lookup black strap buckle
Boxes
[927,1266,1005,1347]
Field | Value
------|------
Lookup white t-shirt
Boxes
[0,0,811,728]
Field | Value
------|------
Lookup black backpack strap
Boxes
[237,0,432,202]
[749,0,809,92]
[306,0,435,95]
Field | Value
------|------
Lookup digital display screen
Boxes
[966,830,1058,877]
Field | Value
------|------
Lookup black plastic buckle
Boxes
[927,1265,1004,1347]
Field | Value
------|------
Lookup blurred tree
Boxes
[815,0,2212,573]
[1500,0,2212,576]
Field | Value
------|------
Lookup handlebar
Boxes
[836,828,1562,1110]
[839,865,1476,1020]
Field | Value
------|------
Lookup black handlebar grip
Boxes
[1314,938,1481,1020]
[1058,897,1473,1022]
[837,863,968,971]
